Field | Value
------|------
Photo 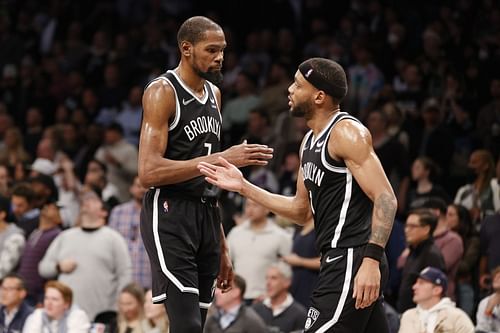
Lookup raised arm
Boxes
[331,119,397,309]
[199,156,312,224]
[139,80,273,188]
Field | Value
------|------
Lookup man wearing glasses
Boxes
[0,274,33,333]
[396,209,446,313]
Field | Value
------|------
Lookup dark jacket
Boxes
[0,301,34,333]
[396,237,446,313]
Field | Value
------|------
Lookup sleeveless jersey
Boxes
[301,112,372,251]
[145,70,222,197]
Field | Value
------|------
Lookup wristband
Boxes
[364,243,384,262]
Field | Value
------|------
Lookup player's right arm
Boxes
[198,138,312,224]
[139,80,273,188]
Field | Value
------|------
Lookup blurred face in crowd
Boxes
[266,266,290,300]
[79,196,108,228]
[44,287,69,320]
[445,205,459,231]
[404,214,430,246]
[118,291,142,322]
[40,202,62,226]
[411,159,429,182]
[244,199,270,224]
[11,195,30,219]
[144,289,166,321]
[84,161,105,187]
[215,284,240,310]
[0,277,26,310]
[412,278,441,305]
[0,165,9,189]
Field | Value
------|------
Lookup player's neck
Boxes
[175,63,206,96]
[308,107,340,137]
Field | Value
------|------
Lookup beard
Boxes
[290,99,313,118]
[195,67,223,85]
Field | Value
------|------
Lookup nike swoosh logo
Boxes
[325,255,343,263]
[182,97,195,105]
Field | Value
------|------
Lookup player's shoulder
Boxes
[333,116,371,141]
[143,76,174,97]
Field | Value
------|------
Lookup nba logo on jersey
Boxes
[163,200,169,213]
[305,307,320,330]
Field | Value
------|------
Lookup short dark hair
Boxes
[420,197,447,215]
[2,273,27,290]
[177,16,222,46]
[409,208,438,235]
[11,182,36,203]
[106,122,124,136]
[233,274,246,300]
[298,57,348,102]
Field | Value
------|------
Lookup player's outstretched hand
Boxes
[221,140,273,167]
[198,157,245,193]
[352,257,381,309]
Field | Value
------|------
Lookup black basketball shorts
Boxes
[304,245,389,332]
[140,188,221,310]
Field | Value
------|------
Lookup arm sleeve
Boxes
[440,236,464,272]
[0,234,25,278]
[475,298,493,333]
[38,235,62,278]
[112,232,132,292]
[67,309,91,333]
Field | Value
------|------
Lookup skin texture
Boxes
[198,63,397,309]
[139,18,273,293]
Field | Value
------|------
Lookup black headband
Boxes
[298,61,345,100]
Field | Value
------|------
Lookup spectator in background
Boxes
[0,274,34,333]
[116,85,143,146]
[0,164,11,197]
[10,182,39,239]
[221,71,261,147]
[479,211,500,296]
[227,198,292,303]
[204,274,269,333]
[454,149,497,224]
[95,122,138,203]
[423,197,464,300]
[112,282,149,333]
[82,158,120,209]
[282,218,320,308]
[406,156,450,213]
[252,262,307,333]
[17,198,62,306]
[446,203,480,317]
[0,195,25,280]
[398,266,474,333]
[39,193,132,320]
[476,78,500,159]
[0,127,31,169]
[22,280,90,333]
[476,266,500,333]
[143,289,170,333]
[108,175,151,290]
[397,209,446,313]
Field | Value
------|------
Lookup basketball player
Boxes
[198,57,397,332]
[139,16,273,333]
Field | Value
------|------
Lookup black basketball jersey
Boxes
[145,70,222,197]
[301,112,372,251]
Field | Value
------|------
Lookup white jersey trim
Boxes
[206,81,222,123]
[316,247,353,333]
[331,171,352,248]
[152,189,199,295]
[199,302,212,309]
[168,70,209,104]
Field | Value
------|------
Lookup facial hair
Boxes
[195,67,223,85]
[290,99,313,118]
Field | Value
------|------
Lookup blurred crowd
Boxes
[0,0,500,332]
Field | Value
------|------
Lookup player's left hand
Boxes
[217,250,234,293]
[352,257,380,309]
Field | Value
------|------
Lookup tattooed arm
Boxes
[330,119,397,309]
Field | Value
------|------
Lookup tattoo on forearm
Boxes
[371,193,396,246]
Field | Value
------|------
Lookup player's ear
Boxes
[181,41,191,57]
